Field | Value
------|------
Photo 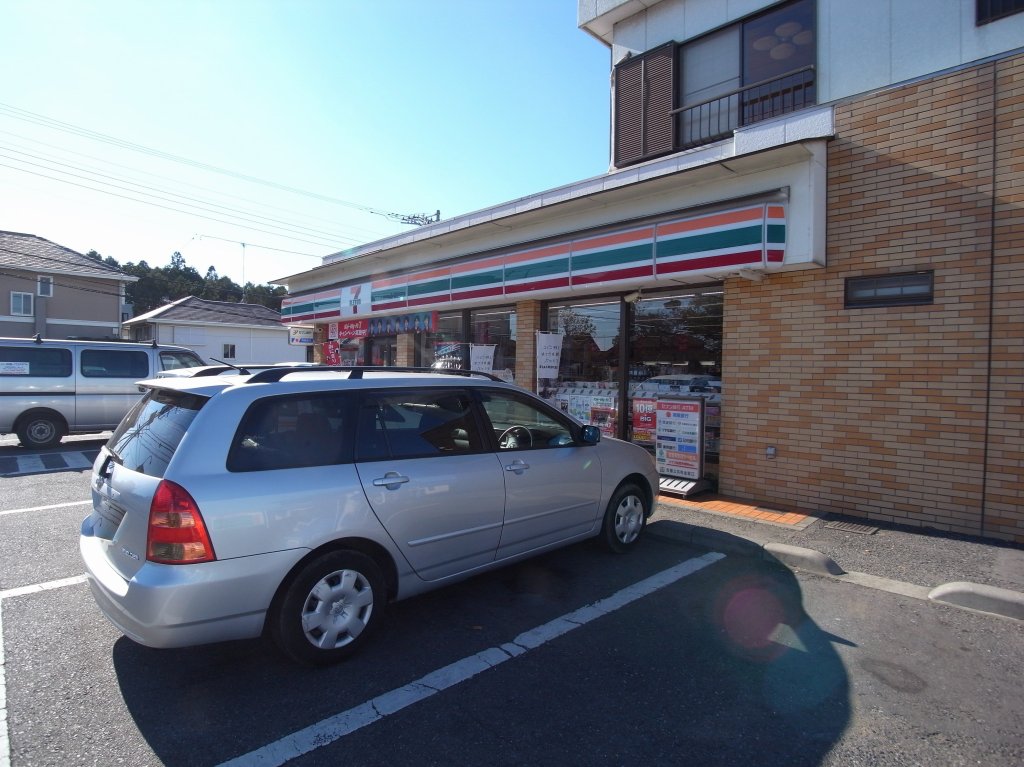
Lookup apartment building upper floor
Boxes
[579,0,1024,167]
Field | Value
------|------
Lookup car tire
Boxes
[601,483,648,553]
[16,411,65,450]
[270,550,385,666]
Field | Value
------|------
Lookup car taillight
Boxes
[147,480,216,564]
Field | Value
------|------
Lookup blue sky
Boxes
[0,0,612,286]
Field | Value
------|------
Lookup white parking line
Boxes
[218,551,726,767]
[1,602,10,767]
[0,575,88,602]
[0,575,89,767]
[0,501,91,517]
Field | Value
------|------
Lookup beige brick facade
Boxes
[720,55,1024,543]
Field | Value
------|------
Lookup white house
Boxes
[122,296,310,364]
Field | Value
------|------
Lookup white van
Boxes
[0,337,205,448]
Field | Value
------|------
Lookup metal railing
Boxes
[674,66,816,151]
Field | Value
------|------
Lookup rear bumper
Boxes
[79,524,305,649]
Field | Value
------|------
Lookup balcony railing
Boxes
[673,66,816,151]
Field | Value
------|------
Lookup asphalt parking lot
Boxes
[1,441,1022,766]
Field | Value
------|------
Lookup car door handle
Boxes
[504,460,530,474]
[372,471,410,489]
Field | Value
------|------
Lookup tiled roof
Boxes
[0,231,132,280]
[125,296,283,327]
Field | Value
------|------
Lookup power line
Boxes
[0,149,351,247]
[0,159,350,249]
[0,101,440,226]
[0,127,397,242]
[192,235,323,258]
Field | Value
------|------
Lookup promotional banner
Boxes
[368,311,436,336]
[536,332,564,379]
[322,340,341,365]
[337,318,369,339]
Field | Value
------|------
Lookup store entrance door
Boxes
[370,336,397,367]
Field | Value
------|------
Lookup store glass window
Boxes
[420,311,465,369]
[628,288,723,473]
[471,306,516,381]
[542,300,622,437]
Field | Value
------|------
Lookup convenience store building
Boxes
[278,0,1024,543]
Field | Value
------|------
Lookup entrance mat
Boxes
[658,493,819,530]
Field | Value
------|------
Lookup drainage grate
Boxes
[824,519,879,535]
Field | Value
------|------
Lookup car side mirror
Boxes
[580,425,601,445]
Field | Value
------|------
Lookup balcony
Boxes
[674,66,816,152]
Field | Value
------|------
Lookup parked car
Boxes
[632,374,722,400]
[79,367,659,665]
[0,336,205,448]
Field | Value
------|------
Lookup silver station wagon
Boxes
[79,367,659,665]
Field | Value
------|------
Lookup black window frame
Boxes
[977,0,1024,24]
[844,271,935,309]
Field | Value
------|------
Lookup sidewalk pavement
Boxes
[650,493,1024,622]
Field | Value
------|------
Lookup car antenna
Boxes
[209,357,244,371]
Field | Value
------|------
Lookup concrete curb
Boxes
[763,542,846,576]
[928,581,1024,621]
[646,519,1024,622]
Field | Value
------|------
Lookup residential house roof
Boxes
[123,296,284,328]
[0,230,135,281]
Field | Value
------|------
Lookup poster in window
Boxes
[322,340,341,366]
[631,397,657,443]
[470,344,496,374]
[536,332,564,379]
[589,401,618,437]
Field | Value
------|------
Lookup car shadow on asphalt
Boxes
[111,526,852,766]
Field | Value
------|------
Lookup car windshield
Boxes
[107,388,208,477]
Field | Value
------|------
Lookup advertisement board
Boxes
[655,397,704,481]
[288,327,314,345]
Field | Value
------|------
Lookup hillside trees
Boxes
[85,250,287,315]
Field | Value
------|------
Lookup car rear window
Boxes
[107,388,208,477]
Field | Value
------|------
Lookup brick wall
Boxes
[515,300,542,392]
[720,56,1024,543]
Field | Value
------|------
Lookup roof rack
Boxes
[244,366,505,385]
